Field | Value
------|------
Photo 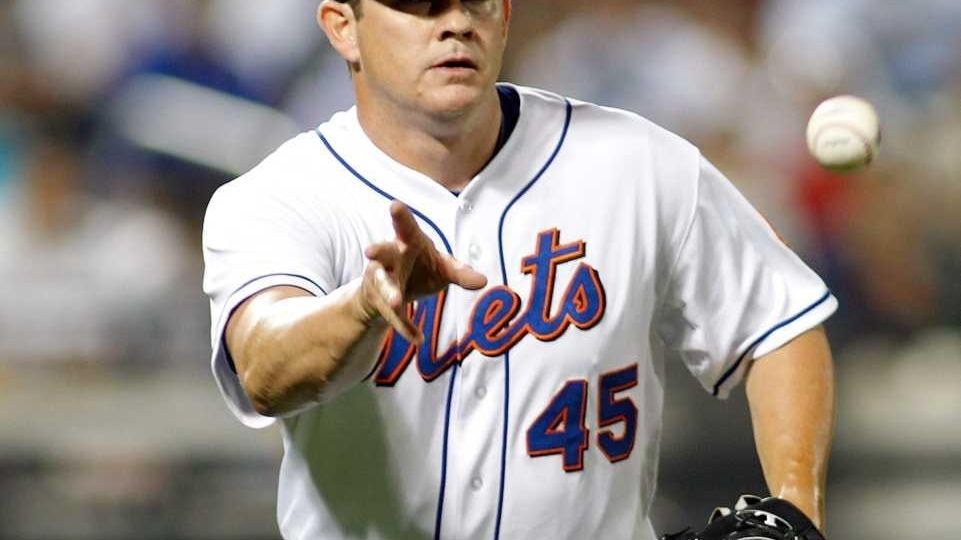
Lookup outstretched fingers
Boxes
[389,201,429,249]
[365,241,401,268]
[441,254,488,290]
[362,202,487,342]
[389,201,488,290]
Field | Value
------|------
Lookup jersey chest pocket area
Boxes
[525,362,639,472]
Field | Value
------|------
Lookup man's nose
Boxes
[438,0,476,39]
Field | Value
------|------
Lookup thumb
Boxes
[442,255,488,290]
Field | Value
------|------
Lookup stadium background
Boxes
[0,0,959,538]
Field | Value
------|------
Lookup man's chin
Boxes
[421,80,493,111]
[421,84,492,117]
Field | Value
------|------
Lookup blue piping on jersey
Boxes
[434,364,458,540]
[315,130,456,540]
[315,130,453,255]
[493,100,574,540]
[229,272,329,298]
[711,290,833,396]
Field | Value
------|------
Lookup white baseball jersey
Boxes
[202,84,837,540]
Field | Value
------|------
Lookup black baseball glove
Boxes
[662,495,825,540]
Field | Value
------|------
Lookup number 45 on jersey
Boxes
[527,363,638,472]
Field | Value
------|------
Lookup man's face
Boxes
[351,0,510,117]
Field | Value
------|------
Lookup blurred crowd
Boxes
[0,0,959,538]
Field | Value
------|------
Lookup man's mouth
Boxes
[433,56,478,70]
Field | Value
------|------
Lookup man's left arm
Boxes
[745,325,835,530]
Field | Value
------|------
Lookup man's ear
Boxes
[318,1,360,65]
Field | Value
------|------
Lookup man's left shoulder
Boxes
[516,85,698,160]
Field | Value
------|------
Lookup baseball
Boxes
[806,95,880,171]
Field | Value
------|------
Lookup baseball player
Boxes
[202,1,837,539]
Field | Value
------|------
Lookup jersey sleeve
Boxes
[655,155,837,398]
[202,177,339,428]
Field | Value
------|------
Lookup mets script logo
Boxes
[374,229,606,386]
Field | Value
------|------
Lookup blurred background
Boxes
[0,0,959,538]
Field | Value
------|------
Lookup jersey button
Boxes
[468,243,482,262]
[470,476,484,491]
[474,386,487,400]
[461,201,474,213]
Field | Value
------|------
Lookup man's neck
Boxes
[354,88,503,193]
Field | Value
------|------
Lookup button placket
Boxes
[450,194,496,534]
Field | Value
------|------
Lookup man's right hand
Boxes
[356,201,488,344]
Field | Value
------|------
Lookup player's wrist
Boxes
[346,275,383,327]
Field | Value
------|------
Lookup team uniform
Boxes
[202,84,836,540]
